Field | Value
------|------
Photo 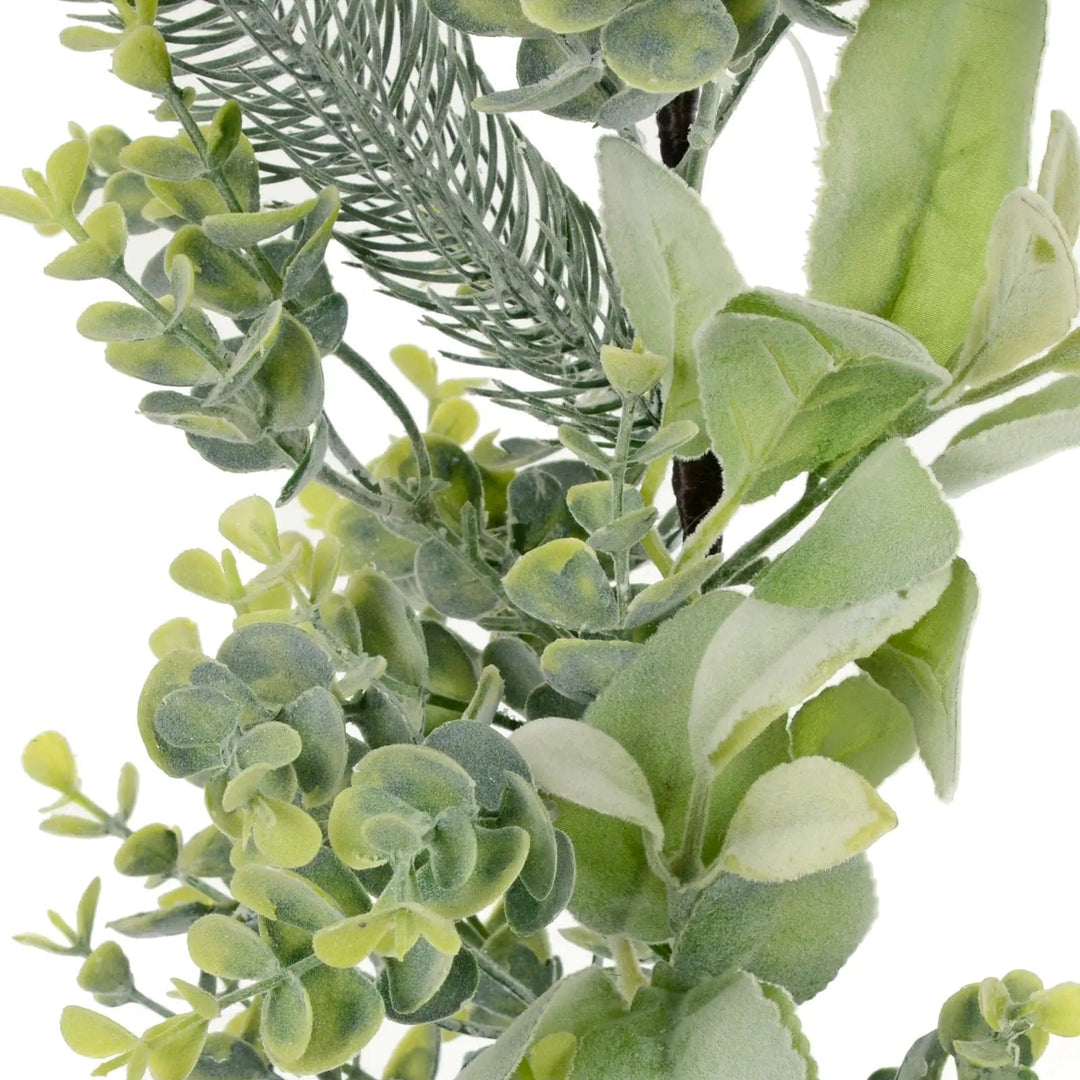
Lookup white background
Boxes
[1,3,1078,1078]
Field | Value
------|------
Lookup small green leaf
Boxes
[60,1006,137,1058]
[0,185,54,226]
[255,313,325,432]
[282,186,340,301]
[629,420,700,464]
[203,200,316,249]
[77,878,103,943]
[60,26,125,52]
[217,621,334,705]
[219,495,281,564]
[623,556,720,629]
[78,302,162,342]
[22,730,78,792]
[260,974,314,1066]
[719,757,897,882]
[415,537,501,619]
[41,816,108,837]
[505,829,576,938]
[284,966,383,1074]
[204,303,284,407]
[107,336,218,386]
[474,54,604,115]
[119,137,205,181]
[782,0,853,33]
[250,796,323,868]
[165,226,273,319]
[503,539,619,631]
[187,914,279,981]
[114,824,180,877]
[78,942,134,1002]
[1028,982,1080,1037]
[149,618,201,659]
[144,1014,210,1080]
[425,0,537,36]
[229,864,340,932]
[169,549,234,603]
[111,25,173,93]
[46,139,90,212]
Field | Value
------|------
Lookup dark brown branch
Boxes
[657,90,726,543]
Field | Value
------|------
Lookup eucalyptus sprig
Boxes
[6,0,1080,1078]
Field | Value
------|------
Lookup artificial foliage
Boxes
[5,0,1080,1077]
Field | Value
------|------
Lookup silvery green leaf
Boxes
[109,337,218,387]
[595,87,675,130]
[790,674,916,787]
[511,716,665,843]
[282,186,340,301]
[566,480,644,534]
[473,54,605,114]
[587,505,658,554]
[498,771,558,898]
[598,136,744,456]
[380,948,479,1024]
[188,914,279,981]
[688,574,951,771]
[423,619,480,731]
[1038,110,1080,245]
[204,302,283,406]
[260,974,313,1066]
[230,864,340,932]
[557,425,610,471]
[284,966,383,1074]
[718,757,897,881]
[255,313,325,433]
[278,416,330,508]
[673,856,877,1003]
[540,639,642,703]
[858,559,978,801]
[505,830,576,938]
[482,637,545,712]
[77,302,162,342]
[629,420,700,464]
[503,539,619,631]
[415,537,501,619]
[520,0,630,32]
[119,136,205,181]
[425,719,532,812]
[166,226,273,319]
[203,199,317,249]
[140,391,259,442]
[426,0,537,35]
[623,556,720,629]
[953,189,1079,390]
[808,0,1046,364]
[781,0,853,34]
[753,441,958,608]
[933,376,1080,495]
[382,938,456,1017]
[295,291,348,355]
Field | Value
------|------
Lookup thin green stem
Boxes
[610,395,637,621]
[334,342,433,493]
[609,935,647,1004]
[216,953,323,1010]
[678,79,724,192]
[130,988,176,1020]
[954,347,1070,408]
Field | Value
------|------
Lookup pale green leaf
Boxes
[954,188,1079,390]
[719,757,897,882]
[753,440,958,608]
[119,137,204,182]
[520,0,631,33]
[60,1006,136,1059]
[511,717,665,843]
[144,1015,209,1080]
[203,200,317,248]
[858,559,978,801]
[473,54,604,114]
[1038,110,1080,246]
[790,674,916,786]
[688,573,951,770]
[934,375,1080,495]
[808,0,1046,363]
[78,302,162,342]
[261,974,313,1065]
[598,136,744,456]
[540,639,642,703]
[187,914,279,981]
[503,539,619,631]
[46,139,90,212]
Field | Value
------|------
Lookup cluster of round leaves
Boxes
[935,971,1080,1078]
[0,90,344,490]
[427,0,852,125]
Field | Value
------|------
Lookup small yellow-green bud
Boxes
[599,342,670,398]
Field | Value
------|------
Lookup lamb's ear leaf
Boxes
[953,189,1079,391]
[673,856,877,1003]
[568,971,812,1080]
[790,674,916,787]
[808,0,1046,364]
[718,758,897,882]
[510,717,664,844]
[1038,110,1080,246]
[598,135,744,457]
[933,376,1080,496]
[857,558,979,802]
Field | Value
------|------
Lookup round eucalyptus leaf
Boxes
[260,973,314,1066]
[114,823,181,877]
[601,0,739,93]
[425,718,532,811]
[250,795,324,868]
[498,772,558,900]
[190,1033,271,1080]
[505,829,576,938]
[230,865,341,932]
[428,808,480,890]
[347,569,428,687]
[520,0,632,33]
[425,0,537,35]
[380,947,480,1023]
[217,622,334,706]
[155,686,240,748]
[188,914,279,981]
[279,687,348,807]
[503,539,619,631]
[382,937,457,1017]
[236,721,304,770]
